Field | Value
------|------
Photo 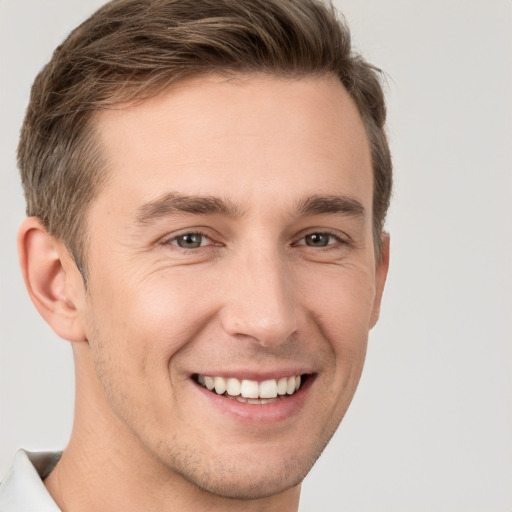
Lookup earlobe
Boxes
[369,233,390,329]
[18,217,87,342]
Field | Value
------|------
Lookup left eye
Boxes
[170,233,210,249]
[298,233,339,247]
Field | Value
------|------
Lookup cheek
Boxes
[84,268,219,374]
[303,264,376,346]
[309,269,374,411]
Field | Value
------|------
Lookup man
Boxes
[0,0,391,510]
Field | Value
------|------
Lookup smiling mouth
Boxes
[193,374,311,404]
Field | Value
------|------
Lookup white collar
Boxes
[0,450,62,511]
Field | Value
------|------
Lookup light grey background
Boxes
[1,1,511,511]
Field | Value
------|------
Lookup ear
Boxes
[369,233,390,329]
[18,217,87,342]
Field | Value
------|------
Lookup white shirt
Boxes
[0,450,62,511]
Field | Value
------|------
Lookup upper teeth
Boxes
[197,375,301,399]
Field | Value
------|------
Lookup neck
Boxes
[45,344,301,512]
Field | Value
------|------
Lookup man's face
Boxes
[78,74,387,499]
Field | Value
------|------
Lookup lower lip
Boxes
[191,376,314,426]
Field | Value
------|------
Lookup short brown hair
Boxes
[18,0,392,275]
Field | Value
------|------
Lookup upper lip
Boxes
[191,368,314,381]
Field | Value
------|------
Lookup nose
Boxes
[220,247,299,347]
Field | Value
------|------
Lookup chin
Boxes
[164,438,329,501]
[183,462,305,500]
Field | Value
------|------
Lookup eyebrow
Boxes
[296,194,366,220]
[136,192,365,224]
[136,192,243,223]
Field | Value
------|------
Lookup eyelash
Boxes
[293,231,347,249]
[166,231,216,250]
[164,230,348,251]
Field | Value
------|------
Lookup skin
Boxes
[19,74,389,512]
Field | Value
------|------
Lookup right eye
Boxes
[169,233,211,249]
[302,233,336,247]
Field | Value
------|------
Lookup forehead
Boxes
[92,74,372,214]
